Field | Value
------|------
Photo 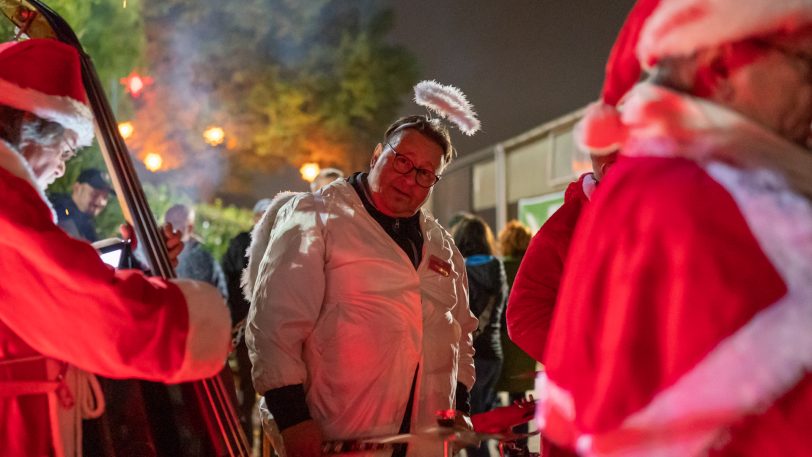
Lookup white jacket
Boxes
[245,180,477,454]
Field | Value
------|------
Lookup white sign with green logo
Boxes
[518,192,565,233]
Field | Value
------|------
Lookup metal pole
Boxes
[494,143,508,234]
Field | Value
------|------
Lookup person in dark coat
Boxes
[452,214,507,457]
[221,198,272,437]
[49,168,113,242]
[164,203,228,299]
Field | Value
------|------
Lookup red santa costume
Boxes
[536,1,812,456]
[506,172,595,364]
[507,174,594,457]
[0,39,231,457]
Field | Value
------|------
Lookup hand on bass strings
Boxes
[281,419,325,457]
[119,223,185,268]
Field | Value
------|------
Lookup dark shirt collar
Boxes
[348,172,423,268]
[348,172,421,227]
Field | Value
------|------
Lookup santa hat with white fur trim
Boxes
[0,39,94,147]
[577,0,812,154]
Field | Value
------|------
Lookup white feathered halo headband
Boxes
[413,80,481,136]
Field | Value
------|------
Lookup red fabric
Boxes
[0,39,87,103]
[601,0,661,105]
[506,174,590,364]
[543,156,791,448]
[0,167,192,456]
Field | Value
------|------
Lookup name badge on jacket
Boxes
[428,255,451,277]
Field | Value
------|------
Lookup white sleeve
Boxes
[246,194,326,394]
[451,249,477,390]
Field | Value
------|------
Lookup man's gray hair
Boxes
[0,105,67,150]
[164,203,194,233]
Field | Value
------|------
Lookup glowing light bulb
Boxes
[118,122,134,140]
[144,152,163,172]
[299,162,320,182]
[203,126,225,146]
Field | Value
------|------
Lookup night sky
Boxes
[253,1,637,197]
[387,0,637,156]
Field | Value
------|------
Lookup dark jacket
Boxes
[222,231,251,325]
[49,193,98,241]
[465,255,507,360]
[176,238,228,301]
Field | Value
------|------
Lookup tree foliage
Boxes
[3,0,418,239]
[132,0,418,198]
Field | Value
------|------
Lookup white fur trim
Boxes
[638,0,812,67]
[0,79,94,147]
[0,140,57,222]
[241,191,300,305]
[535,371,576,427]
[572,164,812,457]
[548,86,812,457]
[582,173,597,201]
[414,80,481,136]
[166,279,231,383]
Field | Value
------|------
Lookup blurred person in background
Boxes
[309,167,345,193]
[164,203,228,299]
[452,214,507,457]
[49,167,113,242]
[222,198,273,439]
[495,220,535,451]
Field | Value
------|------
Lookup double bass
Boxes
[1,1,250,455]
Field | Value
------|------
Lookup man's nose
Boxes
[54,161,66,178]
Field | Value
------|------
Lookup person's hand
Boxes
[280,420,324,457]
[453,412,473,432]
[452,412,474,455]
[119,223,137,250]
[161,223,184,268]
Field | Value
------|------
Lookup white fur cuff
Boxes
[166,279,231,383]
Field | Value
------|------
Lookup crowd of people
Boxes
[2,0,812,456]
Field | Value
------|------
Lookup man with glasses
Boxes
[0,39,230,457]
[246,115,477,456]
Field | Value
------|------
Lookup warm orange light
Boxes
[144,152,163,172]
[203,126,225,146]
[118,122,134,140]
[299,163,320,182]
[120,72,153,98]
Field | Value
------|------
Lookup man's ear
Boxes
[370,143,383,168]
[72,182,81,194]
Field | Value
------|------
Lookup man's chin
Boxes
[41,175,58,189]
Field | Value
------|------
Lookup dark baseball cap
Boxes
[77,168,115,194]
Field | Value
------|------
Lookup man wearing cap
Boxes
[0,39,231,457]
[49,168,114,241]
[537,1,812,456]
